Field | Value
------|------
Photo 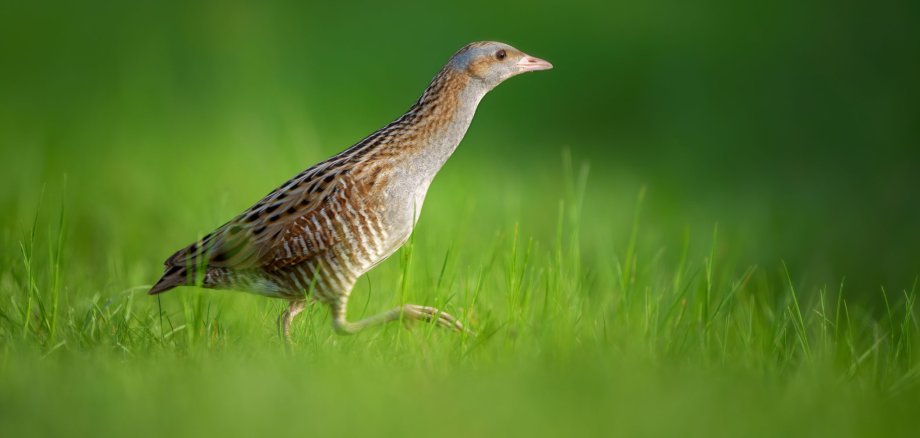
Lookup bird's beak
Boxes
[516,55,553,72]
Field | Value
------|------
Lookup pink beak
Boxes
[517,55,553,72]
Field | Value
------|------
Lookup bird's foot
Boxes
[403,305,474,335]
[279,300,307,343]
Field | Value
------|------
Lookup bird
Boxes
[148,41,552,339]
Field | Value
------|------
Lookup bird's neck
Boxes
[339,67,487,184]
[396,67,488,171]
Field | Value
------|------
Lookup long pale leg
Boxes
[331,300,467,335]
[279,300,307,341]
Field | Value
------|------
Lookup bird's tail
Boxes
[148,265,191,295]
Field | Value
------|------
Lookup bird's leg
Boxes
[331,298,467,335]
[279,300,307,341]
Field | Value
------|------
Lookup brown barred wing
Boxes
[180,168,352,266]
[260,171,380,271]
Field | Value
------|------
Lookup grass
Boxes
[0,151,918,437]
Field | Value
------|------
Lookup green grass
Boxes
[1,153,918,437]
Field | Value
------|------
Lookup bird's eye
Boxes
[495,50,506,61]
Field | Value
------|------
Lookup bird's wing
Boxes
[164,161,359,271]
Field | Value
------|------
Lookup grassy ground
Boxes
[1,152,918,437]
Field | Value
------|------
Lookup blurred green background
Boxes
[2,1,920,437]
[2,0,917,296]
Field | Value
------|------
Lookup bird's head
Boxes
[448,41,552,89]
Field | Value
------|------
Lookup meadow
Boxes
[2,1,919,437]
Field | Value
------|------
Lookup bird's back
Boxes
[149,128,424,302]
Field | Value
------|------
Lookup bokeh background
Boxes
[2,1,920,436]
[2,0,917,298]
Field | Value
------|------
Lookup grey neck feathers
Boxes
[404,69,489,178]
